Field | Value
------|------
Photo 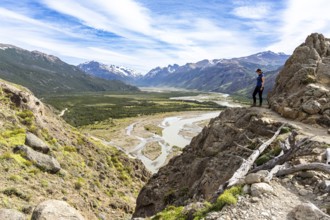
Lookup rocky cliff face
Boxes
[133,108,283,217]
[268,33,330,128]
[0,79,150,219]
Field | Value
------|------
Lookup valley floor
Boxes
[81,110,220,173]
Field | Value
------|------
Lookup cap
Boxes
[256,68,262,72]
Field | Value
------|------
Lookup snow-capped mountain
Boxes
[138,51,290,95]
[78,61,142,84]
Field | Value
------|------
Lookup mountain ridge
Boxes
[0,44,139,96]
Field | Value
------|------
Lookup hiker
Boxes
[252,68,265,107]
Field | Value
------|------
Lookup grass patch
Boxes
[74,177,85,190]
[280,126,291,134]
[144,124,163,136]
[17,110,36,132]
[2,187,31,201]
[8,175,23,182]
[193,186,242,220]
[0,127,26,147]
[255,145,282,166]
[0,152,32,167]
[63,146,77,152]
[41,180,49,188]
[152,206,186,220]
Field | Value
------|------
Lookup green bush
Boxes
[63,146,77,152]
[144,124,163,136]
[256,145,282,166]
[74,177,85,190]
[152,206,186,220]
[280,127,291,134]
[0,128,26,146]
[17,110,34,126]
[193,186,242,220]
[0,152,32,167]
[255,155,271,166]
[9,175,23,182]
[2,187,31,201]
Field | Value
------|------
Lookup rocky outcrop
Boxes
[25,132,49,153]
[292,203,330,220]
[31,200,85,220]
[0,209,25,220]
[268,33,330,128]
[13,145,61,173]
[133,108,282,217]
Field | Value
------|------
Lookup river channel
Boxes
[122,92,241,173]
[126,111,220,173]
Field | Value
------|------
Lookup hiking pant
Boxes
[253,86,263,105]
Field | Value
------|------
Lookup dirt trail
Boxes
[254,106,330,144]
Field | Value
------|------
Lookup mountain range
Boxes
[78,51,290,96]
[78,61,142,84]
[0,44,139,96]
[137,51,290,95]
[0,42,289,98]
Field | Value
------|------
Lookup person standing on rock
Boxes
[252,68,265,107]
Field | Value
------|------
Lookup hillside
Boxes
[133,34,330,219]
[0,79,150,219]
[136,51,289,96]
[0,44,139,96]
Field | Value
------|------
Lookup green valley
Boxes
[44,90,224,127]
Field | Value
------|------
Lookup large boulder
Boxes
[245,170,269,184]
[31,200,84,220]
[268,33,330,128]
[13,145,60,173]
[292,203,330,220]
[0,209,25,220]
[25,132,49,153]
[250,182,273,197]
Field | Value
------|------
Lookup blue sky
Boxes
[1,0,330,73]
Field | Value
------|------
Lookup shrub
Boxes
[2,187,31,201]
[74,177,85,190]
[9,175,23,182]
[152,206,186,220]
[193,186,242,220]
[41,180,49,187]
[280,127,291,134]
[0,128,26,146]
[17,110,35,126]
[144,124,162,136]
[0,152,32,167]
[256,145,282,166]
[17,110,34,119]
[213,186,241,210]
[63,146,77,152]
[255,155,271,166]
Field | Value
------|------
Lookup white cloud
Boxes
[0,0,277,73]
[266,0,330,53]
[232,3,271,19]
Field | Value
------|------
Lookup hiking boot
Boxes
[251,103,256,107]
